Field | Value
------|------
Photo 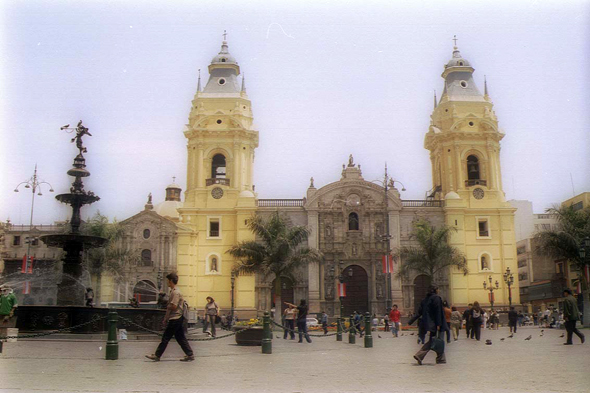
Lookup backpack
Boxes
[178,297,190,321]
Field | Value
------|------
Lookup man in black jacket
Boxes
[413,285,448,365]
[462,303,472,338]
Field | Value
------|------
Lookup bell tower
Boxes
[176,33,258,312]
[424,39,519,308]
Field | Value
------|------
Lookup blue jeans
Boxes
[391,322,400,337]
[284,319,295,339]
[297,319,311,343]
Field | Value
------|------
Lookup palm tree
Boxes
[395,219,467,287]
[84,212,139,304]
[227,212,323,321]
[534,204,590,326]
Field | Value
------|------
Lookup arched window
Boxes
[348,212,360,231]
[141,249,152,267]
[467,155,480,180]
[481,255,488,270]
[211,154,226,178]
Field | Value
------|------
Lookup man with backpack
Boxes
[146,273,194,362]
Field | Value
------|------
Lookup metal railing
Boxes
[401,200,444,208]
[257,199,305,207]
[4,224,65,232]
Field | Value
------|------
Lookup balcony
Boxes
[401,200,444,208]
[257,199,304,207]
[465,179,487,187]
[206,178,230,187]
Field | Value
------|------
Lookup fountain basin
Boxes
[15,306,165,333]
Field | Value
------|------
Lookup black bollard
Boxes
[364,312,373,348]
[349,314,356,344]
[105,310,118,360]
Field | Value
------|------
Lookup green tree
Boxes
[83,212,139,304]
[227,212,323,321]
[395,219,467,286]
[534,204,590,326]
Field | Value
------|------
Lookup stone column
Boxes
[390,213,403,307]
[307,211,320,313]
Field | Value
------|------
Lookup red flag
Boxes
[28,256,34,274]
[382,255,393,274]
[23,281,31,294]
[337,283,346,298]
[488,292,495,303]
[21,255,27,273]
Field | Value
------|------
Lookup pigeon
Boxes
[378,334,382,338]
[508,334,514,338]
[401,333,404,336]
[559,333,565,338]
[60,124,70,130]
[540,333,544,337]
[525,335,532,340]
[276,335,281,339]
[410,332,415,336]
[485,339,492,345]
[500,338,505,341]
[541,329,545,332]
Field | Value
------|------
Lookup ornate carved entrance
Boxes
[413,274,430,312]
[341,265,368,316]
[272,277,294,314]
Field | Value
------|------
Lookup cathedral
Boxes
[174,36,520,318]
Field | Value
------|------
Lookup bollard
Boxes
[262,311,272,354]
[348,314,356,344]
[336,316,342,342]
[105,310,118,360]
[364,312,373,348]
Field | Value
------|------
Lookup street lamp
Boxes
[14,164,54,273]
[483,275,500,310]
[230,271,236,323]
[372,164,406,314]
[503,267,515,307]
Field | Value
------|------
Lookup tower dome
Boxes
[153,179,183,221]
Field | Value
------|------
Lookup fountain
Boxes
[13,122,166,333]
[40,121,107,305]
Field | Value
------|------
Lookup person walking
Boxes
[508,307,518,334]
[443,301,452,343]
[450,306,462,341]
[371,314,379,331]
[283,303,297,339]
[470,301,484,341]
[286,300,312,343]
[389,304,401,337]
[413,285,448,365]
[145,273,194,362]
[562,288,585,345]
[384,314,390,332]
[320,311,329,335]
[463,304,472,339]
[353,311,364,337]
[203,296,219,337]
[0,286,18,327]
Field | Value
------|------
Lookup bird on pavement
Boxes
[525,335,532,341]
[485,339,492,345]
[500,338,505,341]
[540,332,544,337]
[60,124,70,130]
[378,334,382,338]
[508,333,514,338]
[276,335,281,339]
[410,332,415,335]
[560,333,565,338]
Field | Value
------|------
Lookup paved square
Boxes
[0,326,588,393]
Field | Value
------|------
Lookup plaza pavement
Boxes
[0,326,588,393]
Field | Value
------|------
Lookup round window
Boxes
[218,78,226,85]
[143,229,151,239]
[460,81,468,88]
[216,119,222,124]
[469,121,474,127]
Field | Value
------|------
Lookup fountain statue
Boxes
[40,121,107,305]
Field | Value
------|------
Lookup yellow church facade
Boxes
[174,37,519,316]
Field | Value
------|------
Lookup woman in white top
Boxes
[283,304,296,339]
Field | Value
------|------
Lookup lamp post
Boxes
[503,267,514,307]
[373,165,405,315]
[483,275,499,310]
[579,237,590,300]
[230,271,236,322]
[14,164,54,272]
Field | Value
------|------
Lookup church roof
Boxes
[441,44,485,103]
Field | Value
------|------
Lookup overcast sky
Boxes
[1,0,589,225]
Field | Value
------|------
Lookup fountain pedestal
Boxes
[40,121,106,306]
